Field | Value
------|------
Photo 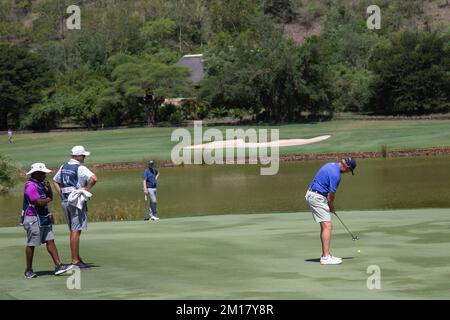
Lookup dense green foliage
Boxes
[368,31,450,115]
[200,28,335,122]
[0,44,53,130]
[0,0,449,129]
[0,153,19,192]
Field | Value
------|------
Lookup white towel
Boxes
[67,189,92,210]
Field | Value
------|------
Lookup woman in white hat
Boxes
[22,163,73,278]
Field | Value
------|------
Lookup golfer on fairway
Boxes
[305,157,356,265]
[143,160,160,221]
[7,128,13,144]
[53,146,97,268]
[22,163,73,278]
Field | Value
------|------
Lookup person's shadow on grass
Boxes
[79,262,100,269]
[35,262,100,276]
[305,257,354,263]
[35,270,56,276]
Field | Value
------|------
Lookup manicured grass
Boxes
[1,120,450,168]
[1,209,449,299]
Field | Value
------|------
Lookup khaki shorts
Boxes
[305,190,331,223]
[23,215,54,247]
[61,201,88,231]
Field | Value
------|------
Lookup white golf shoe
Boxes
[150,216,160,221]
[320,255,342,265]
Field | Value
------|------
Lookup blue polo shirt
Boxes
[144,168,159,188]
[308,162,341,196]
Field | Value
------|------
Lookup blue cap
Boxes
[344,157,357,175]
[147,160,154,165]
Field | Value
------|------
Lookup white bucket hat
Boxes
[26,163,52,175]
[71,145,91,156]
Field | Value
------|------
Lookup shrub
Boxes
[0,154,19,192]
[367,32,450,115]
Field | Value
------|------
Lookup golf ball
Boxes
[357,250,361,253]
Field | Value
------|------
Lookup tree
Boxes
[134,1,212,54]
[84,0,143,53]
[0,44,53,130]
[0,0,30,43]
[104,54,194,126]
[31,0,72,42]
[367,31,450,115]
[23,66,109,130]
[293,36,335,119]
[138,19,178,54]
[69,78,108,129]
[21,93,67,130]
[200,28,334,122]
[0,153,19,193]
[330,65,375,112]
[38,31,112,72]
[262,0,296,23]
[199,31,263,116]
[209,0,258,34]
[142,93,165,126]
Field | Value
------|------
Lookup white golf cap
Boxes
[26,163,52,175]
[71,145,90,156]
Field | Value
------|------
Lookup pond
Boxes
[1,156,450,227]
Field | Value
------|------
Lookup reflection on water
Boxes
[1,157,450,227]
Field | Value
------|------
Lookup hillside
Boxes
[1,0,450,45]
[1,0,449,131]
[281,0,450,43]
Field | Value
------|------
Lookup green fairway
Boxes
[2,120,450,167]
[1,209,449,299]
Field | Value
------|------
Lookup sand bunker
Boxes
[184,135,331,150]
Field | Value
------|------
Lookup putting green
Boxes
[0,209,449,299]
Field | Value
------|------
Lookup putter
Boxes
[335,213,360,241]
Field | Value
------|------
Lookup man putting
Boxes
[53,146,97,268]
[305,157,356,265]
[22,163,73,278]
[143,160,160,221]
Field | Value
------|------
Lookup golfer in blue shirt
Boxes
[143,160,160,221]
[305,157,356,265]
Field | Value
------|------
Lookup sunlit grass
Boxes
[2,120,450,168]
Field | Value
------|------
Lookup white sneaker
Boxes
[320,255,342,265]
[150,216,160,221]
